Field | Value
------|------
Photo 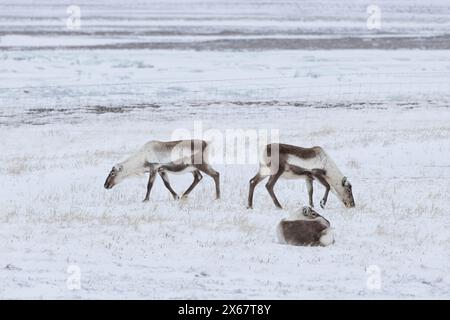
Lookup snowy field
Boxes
[0,0,450,299]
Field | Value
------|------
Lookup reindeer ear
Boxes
[302,206,309,215]
[342,176,347,186]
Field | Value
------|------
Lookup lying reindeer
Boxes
[277,206,334,246]
[248,143,355,209]
[104,139,220,201]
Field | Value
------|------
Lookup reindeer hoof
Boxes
[320,199,326,209]
[142,198,149,202]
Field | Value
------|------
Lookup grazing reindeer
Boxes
[248,143,355,209]
[277,206,334,246]
[104,139,220,201]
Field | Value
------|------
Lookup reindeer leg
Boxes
[265,170,283,209]
[305,177,314,207]
[313,173,330,209]
[288,164,315,207]
[159,172,179,200]
[143,172,156,202]
[181,170,203,199]
[247,172,267,209]
[195,164,220,199]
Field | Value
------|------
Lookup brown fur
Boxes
[247,143,330,209]
[266,143,319,159]
[279,220,328,246]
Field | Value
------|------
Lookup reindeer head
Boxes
[104,164,125,189]
[338,176,355,208]
[299,206,330,227]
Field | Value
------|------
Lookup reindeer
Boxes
[277,206,334,246]
[104,140,220,201]
[248,143,355,209]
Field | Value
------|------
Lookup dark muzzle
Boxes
[345,200,355,208]
[104,177,114,189]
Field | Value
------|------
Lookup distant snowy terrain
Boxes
[0,0,449,299]
[2,0,450,50]
[1,50,450,114]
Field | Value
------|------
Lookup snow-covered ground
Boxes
[1,49,450,114]
[1,98,449,299]
[0,0,449,299]
[2,0,450,50]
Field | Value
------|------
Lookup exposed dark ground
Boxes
[3,34,450,51]
[1,99,445,127]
